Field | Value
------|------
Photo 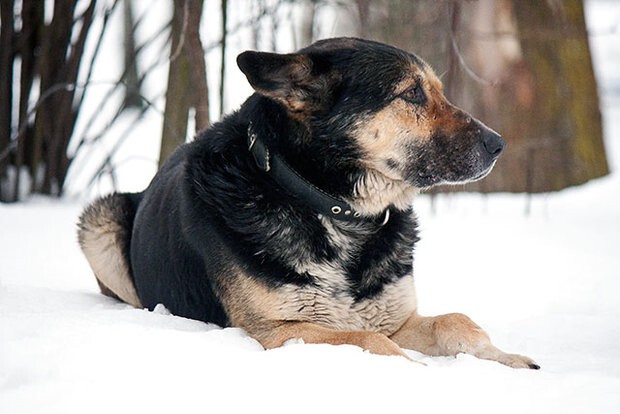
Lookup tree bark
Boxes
[159,0,208,168]
[13,0,43,200]
[0,0,99,201]
[461,0,609,192]
[0,0,15,201]
[354,0,371,39]
[122,0,144,110]
[219,0,228,117]
[160,1,191,167]
[298,0,316,47]
[355,0,608,193]
[187,0,209,132]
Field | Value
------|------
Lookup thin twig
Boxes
[1,82,76,162]
[448,1,496,87]
[74,0,122,116]
[66,89,164,187]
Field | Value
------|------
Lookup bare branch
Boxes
[448,2,496,87]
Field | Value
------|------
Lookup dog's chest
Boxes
[271,218,417,335]
[280,272,416,335]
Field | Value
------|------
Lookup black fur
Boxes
[130,105,417,323]
[77,39,547,369]
[108,38,501,329]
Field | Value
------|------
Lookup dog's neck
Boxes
[247,122,392,224]
[349,170,418,216]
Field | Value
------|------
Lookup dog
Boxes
[78,38,538,369]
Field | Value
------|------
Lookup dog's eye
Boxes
[400,82,426,105]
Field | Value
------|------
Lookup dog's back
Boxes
[77,192,143,308]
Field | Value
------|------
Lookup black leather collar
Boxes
[247,123,389,224]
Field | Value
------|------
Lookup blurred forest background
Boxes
[0,0,616,203]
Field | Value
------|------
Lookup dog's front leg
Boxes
[256,321,414,360]
[390,312,540,369]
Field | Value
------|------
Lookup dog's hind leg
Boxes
[390,312,539,369]
[77,193,143,308]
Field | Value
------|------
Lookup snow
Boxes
[3,180,620,414]
[2,1,620,413]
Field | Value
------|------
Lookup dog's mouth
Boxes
[402,127,504,189]
[404,148,500,189]
[468,160,497,182]
[439,159,497,186]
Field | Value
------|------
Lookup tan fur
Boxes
[347,100,425,216]
[217,266,417,351]
[350,170,418,215]
[260,321,416,361]
[347,72,440,215]
[76,45,536,369]
[390,313,538,369]
[354,96,432,159]
[78,201,143,308]
[422,69,473,138]
[219,272,415,360]
[219,266,538,368]
[216,267,537,368]
[348,64,478,215]
[352,64,467,171]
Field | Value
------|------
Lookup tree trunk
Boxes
[354,0,371,38]
[159,0,209,168]
[452,0,608,192]
[355,0,608,193]
[37,0,96,195]
[1,0,96,201]
[160,1,191,167]
[13,0,43,201]
[122,0,144,110]
[219,0,228,117]
[298,0,317,48]
[0,0,15,201]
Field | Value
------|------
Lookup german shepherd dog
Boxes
[78,38,539,369]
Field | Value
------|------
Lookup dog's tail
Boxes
[77,192,143,308]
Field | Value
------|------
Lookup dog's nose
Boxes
[482,129,505,157]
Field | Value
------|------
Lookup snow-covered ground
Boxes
[2,2,620,413]
[4,151,620,414]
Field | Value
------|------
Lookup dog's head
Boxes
[237,38,504,212]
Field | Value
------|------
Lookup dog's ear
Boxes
[237,51,340,119]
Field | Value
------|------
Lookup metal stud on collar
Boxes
[247,122,257,150]
[331,206,342,214]
[381,209,390,226]
[248,132,257,150]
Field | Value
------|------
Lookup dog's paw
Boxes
[497,353,540,370]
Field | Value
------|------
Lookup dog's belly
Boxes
[272,274,417,335]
